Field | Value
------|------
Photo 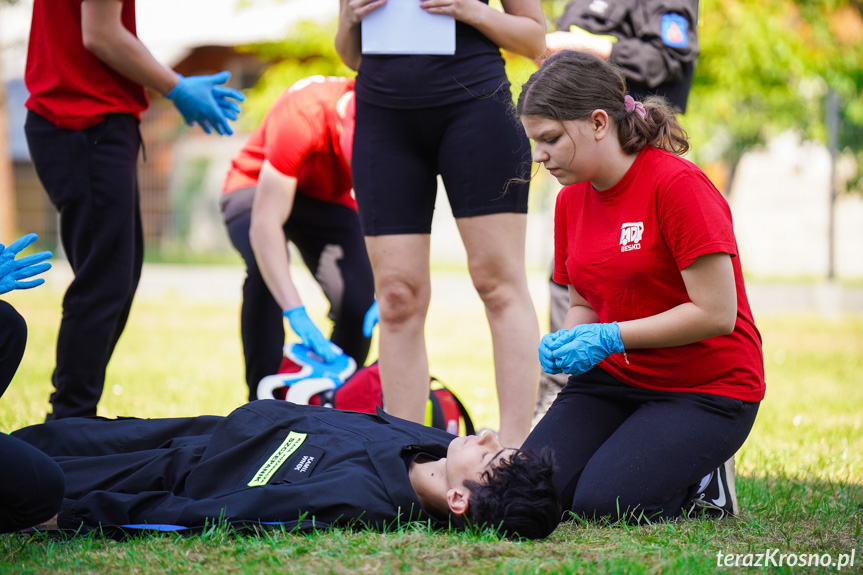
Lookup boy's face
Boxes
[444,431,515,489]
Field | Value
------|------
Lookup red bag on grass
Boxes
[258,345,474,436]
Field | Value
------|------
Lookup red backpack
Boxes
[257,345,475,436]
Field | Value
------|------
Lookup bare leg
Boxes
[365,234,432,424]
[456,213,540,447]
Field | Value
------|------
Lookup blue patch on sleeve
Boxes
[660,13,688,48]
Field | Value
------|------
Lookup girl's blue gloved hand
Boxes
[546,322,624,376]
[538,331,563,374]
[283,306,342,363]
[0,233,52,296]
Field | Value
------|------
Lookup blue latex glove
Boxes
[538,332,562,374]
[0,233,52,296]
[166,72,245,136]
[362,300,379,338]
[546,322,624,376]
[283,306,341,363]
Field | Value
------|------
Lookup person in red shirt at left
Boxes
[220,76,374,401]
[24,0,244,421]
[518,51,764,523]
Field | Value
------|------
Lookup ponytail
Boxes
[517,51,690,156]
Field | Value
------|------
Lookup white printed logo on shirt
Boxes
[620,222,644,252]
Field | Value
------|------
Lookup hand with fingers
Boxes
[539,322,625,376]
[419,0,483,23]
[166,71,245,136]
[283,306,343,363]
[342,0,388,25]
[0,233,53,296]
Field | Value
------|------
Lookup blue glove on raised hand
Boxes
[362,300,379,338]
[283,305,342,363]
[0,233,52,296]
[166,71,245,136]
[546,322,624,376]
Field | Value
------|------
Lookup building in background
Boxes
[1,0,335,257]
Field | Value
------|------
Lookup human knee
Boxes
[0,301,27,349]
[376,276,429,324]
[29,459,65,526]
[0,451,64,533]
[471,269,522,314]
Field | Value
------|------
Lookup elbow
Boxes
[710,310,737,338]
[519,22,547,61]
[528,34,547,62]
[81,29,112,59]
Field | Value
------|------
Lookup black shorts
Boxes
[352,91,532,235]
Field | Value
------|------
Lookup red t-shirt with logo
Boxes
[222,76,356,211]
[25,0,149,130]
[553,146,765,402]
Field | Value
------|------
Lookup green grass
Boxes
[1,271,861,574]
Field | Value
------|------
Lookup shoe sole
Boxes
[724,455,739,517]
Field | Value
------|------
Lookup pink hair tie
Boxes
[624,95,647,120]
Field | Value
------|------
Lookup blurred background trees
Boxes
[240,0,863,195]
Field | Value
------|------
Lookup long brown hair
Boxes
[517,51,689,156]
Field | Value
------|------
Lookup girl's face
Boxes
[521,115,599,186]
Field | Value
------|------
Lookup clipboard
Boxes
[361,0,455,55]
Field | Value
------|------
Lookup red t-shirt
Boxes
[553,146,765,402]
[222,76,356,211]
[25,0,149,130]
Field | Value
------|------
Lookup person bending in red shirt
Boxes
[518,51,764,522]
[220,76,374,401]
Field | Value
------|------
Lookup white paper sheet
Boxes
[361,0,455,55]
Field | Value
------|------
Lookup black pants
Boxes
[25,111,144,420]
[222,188,375,400]
[0,301,65,532]
[522,366,759,521]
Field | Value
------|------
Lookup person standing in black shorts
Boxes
[336,0,546,447]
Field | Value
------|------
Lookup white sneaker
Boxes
[686,456,739,519]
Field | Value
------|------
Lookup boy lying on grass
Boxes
[11,400,561,540]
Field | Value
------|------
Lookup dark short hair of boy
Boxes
[459,447,561,540]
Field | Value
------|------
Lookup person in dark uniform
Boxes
[533,0,700,426]
[12,401,561,539]
[0,234,65,533]
[335,0,546,448]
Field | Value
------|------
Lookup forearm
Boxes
[335,18,362,71]
[562,305,600,331]
[249,163,303,312]
[249,222,302,313]
[618,302,736,350]
[545,30,613,60]
[461,1,546,59]
[81,6,178,95]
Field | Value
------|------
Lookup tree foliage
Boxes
[686,0,863,188]
[240,1,863,191]
[236,19,354,129]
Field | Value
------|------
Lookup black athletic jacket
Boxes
[12,401,455,533]
[557,0,699,111]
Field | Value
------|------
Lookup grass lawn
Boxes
[1,266,861,574]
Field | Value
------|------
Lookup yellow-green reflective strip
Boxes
[248,431,307,487]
